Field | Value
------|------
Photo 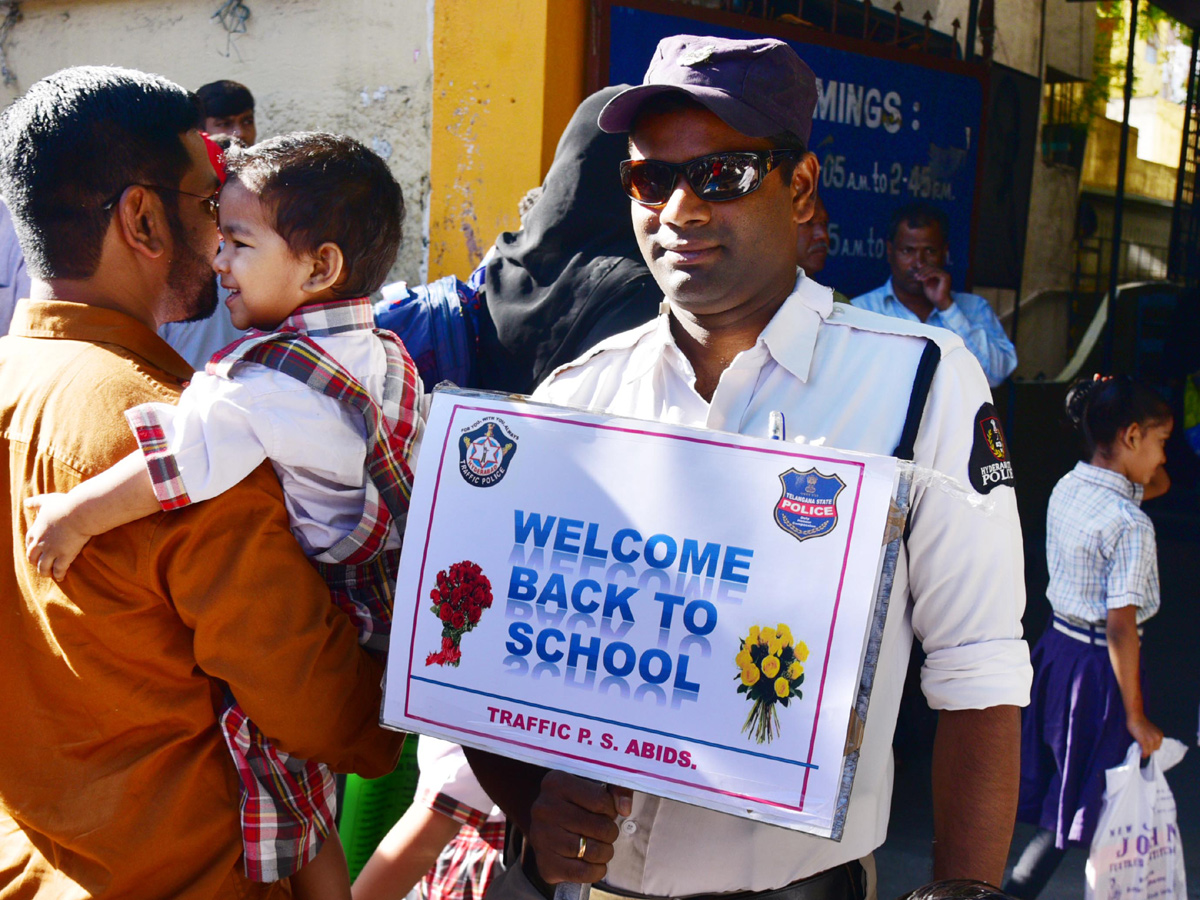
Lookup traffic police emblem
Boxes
[968,403,1015,494]
[459,419,518,488]
[774,468,845,543]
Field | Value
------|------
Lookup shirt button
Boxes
[621,819,638,835]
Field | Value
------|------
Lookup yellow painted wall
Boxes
[427,0,587,280]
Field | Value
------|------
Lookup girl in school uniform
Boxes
[1004,375,1173,899]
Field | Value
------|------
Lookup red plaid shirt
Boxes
[418,789,506,900]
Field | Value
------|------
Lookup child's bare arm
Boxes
[25,452,162,580]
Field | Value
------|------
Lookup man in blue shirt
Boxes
[851,202,1017,386]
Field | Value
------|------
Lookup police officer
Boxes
[469,35,1030,900]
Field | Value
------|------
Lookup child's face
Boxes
[214,181,314,331]
[1118,419,1172,486]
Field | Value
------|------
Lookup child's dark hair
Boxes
[223,132,404,299]
[899,880,1013,900]
[1064,375,1172,457]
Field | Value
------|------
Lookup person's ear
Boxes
[1121,422,1143,451]
[114,186,169,260]
[302,242,345,294]
[790,153,819,226]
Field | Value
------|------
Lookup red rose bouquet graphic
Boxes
[425,561,493,667]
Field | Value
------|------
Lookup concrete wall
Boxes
[1106,95,1185,167]
[0,0,434,284]
[1082,116,1179,202]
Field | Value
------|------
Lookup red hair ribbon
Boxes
[200,132,227,185]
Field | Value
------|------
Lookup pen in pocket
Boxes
[768,410,785,441]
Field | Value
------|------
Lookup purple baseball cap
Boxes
[597,34,818,145]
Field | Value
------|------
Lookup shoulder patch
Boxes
[969,403,1015,494]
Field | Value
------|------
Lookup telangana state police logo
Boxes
[774,468,846,543]
[459,419,518,487]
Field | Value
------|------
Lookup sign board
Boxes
[600,1,987,298]
[383,389,905,839]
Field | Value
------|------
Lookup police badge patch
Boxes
[774,468,846,543]
[968,403,1015,494]
[458,418,518,487]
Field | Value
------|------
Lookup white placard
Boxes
[383,388,902,838]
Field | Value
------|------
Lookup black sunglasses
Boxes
[619,149,798,207]
[101,183,219,222]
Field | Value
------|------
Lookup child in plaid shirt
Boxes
[25,132,423,900]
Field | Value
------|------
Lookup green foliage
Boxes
[1092,0,1193,104]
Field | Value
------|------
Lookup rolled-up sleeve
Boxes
[906,345,1032,711]
[126,372,272,510]
[149,462,403,776]
[415,738,499,823]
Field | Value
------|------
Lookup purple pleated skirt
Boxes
[1017,625,1138,849]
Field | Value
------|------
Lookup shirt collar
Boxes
[7,298,193,380]
[275,297,375,337]
[879,278,911,314]
[759,271,833,381]
[1072,461,1144,504]
[879,278,956,323]
[623,271,834,385]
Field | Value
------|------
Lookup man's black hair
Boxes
[225,132,404,299]
[888,201,950,244]
[0,65,201,280]
[196,80,255,120]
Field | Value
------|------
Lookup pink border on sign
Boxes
[403,403,866,814]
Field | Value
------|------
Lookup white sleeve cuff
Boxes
[415,737,498,815]
[920,639,1032,711]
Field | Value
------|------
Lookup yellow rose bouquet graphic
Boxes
[735,624,809,744]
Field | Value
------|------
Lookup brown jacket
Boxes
[0,300,403,898]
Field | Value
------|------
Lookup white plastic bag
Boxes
[1085,738,1188,900]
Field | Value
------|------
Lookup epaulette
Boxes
[540,312,664,383]
[825,303,968,355]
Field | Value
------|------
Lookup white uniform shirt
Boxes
[137,328,419,556]
[532,272,1031,896]
[1045,461,1159,625]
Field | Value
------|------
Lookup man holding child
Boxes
[0,67,403,898]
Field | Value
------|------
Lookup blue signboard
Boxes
[607,6,984,299]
